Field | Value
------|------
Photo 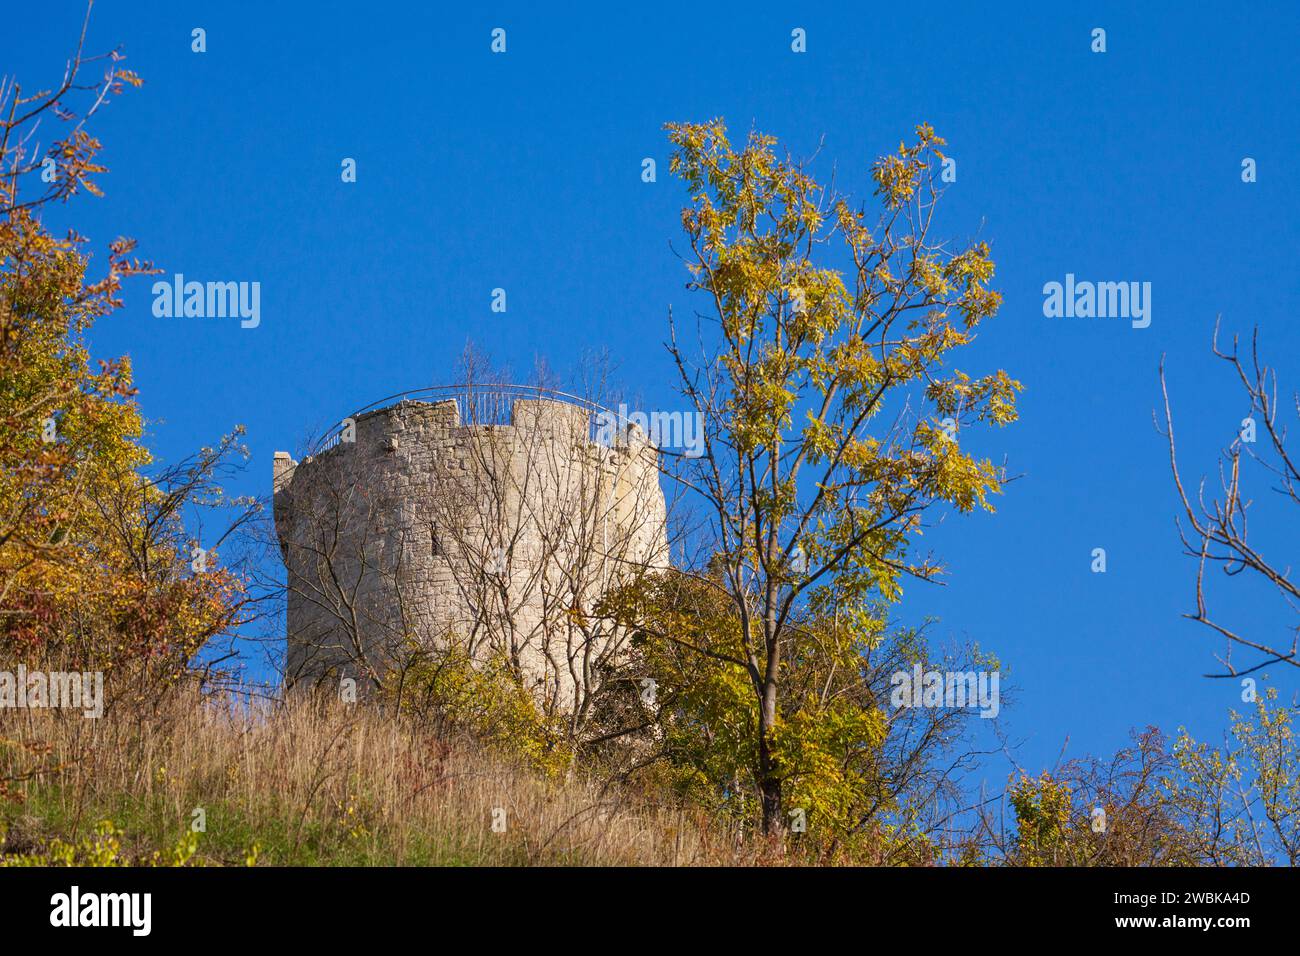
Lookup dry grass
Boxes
[0,687,789,866]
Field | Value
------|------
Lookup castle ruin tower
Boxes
[273,390,669,713]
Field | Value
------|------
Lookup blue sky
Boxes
[8,1,1299,778]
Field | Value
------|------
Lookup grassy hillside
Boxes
[0,688,792,867]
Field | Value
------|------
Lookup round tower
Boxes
[273,388,669,712]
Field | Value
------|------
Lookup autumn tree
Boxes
[993,692,1299,866]
[649,120,1020,836]
[0,5,255,691]
[602,567,998,860]
[1170,689,1300,866]
[1000,730,1203,866]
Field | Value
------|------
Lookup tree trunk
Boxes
[758,680,782,835]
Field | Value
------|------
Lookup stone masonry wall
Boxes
[273,396,668,709]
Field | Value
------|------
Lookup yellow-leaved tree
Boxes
[0,14,255,693]
[612,120,1021,840]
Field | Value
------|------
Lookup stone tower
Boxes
[273,390,668,711]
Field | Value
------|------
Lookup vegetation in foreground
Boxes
[1,688,793,867]
[2,681,1297,866]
